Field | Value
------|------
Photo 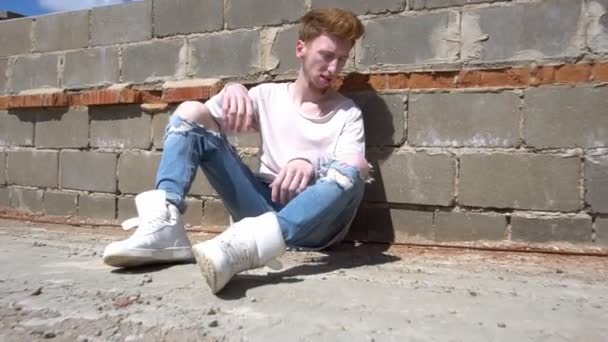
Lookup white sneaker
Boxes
[103,190,194,268]
[192,212,286,294]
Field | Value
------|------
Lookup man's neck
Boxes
[291,72,332,106]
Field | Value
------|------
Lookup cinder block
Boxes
[241,154,261,173]
[118,151,161,194]
[9,54,59,92]
[366,152,455,206]
[10,188,44,213]
[227,131,262,148]
[0,152,5,185]
[190,170,218,197]
[409,92,520,147]
[411,0,501,9]
[585,155,608,213]
[153,0,223,37]
[189,31,261,78]
[60,150,117,192]
[91,1,151,45]
[596,218,608,245]
[459,154,581,211]
[390,208,434,242]
[0,58,7,93]
[0,187,9,207]
[7,150,58,187]
[117,196,137,222]
[0,110,34,146]
[434,211,506,242]
[461,0,582,62]
[63,47,120,89]
[183,198,203,227]
[89,105,152,149]
[349,92,405,146]
[270,25,299,74]
[523,86,608,148]
[226,0,306,29]
[152,112,170,149]
[43,191,77,216]
[33,10,89,52]
[356,12,459,66]
[0,18,32,57]
[121,39,185,83]
[78,193,116,221]
[587,0,608,54]
[511,215,592,243]
[311,0,404,14]
[35,108,89,148]
[201,199,230,232]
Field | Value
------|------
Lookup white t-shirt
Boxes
[205,82,365,182]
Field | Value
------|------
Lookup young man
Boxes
[103,8,369,294]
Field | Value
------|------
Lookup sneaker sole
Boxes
[192,245,219,294]
[103,247,194,268]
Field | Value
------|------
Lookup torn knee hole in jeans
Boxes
[166,120,222,138]
[318,162,375,190]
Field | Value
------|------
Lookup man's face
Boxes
[296,33,352,91]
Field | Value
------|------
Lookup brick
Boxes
[585,155,608,213]
[311,0,404,15]
[409,72,457,89]
[154,0,223,37]
[161,79,222,103]
[511,215,592,243]
[459,154,581,211]
[387,73,409,89]
[0,110,34,146]
[9,91,71,108]
[60,151,117,192]
[7,150,58,187]
[190,170,218,197]
[339,73,388,92]
[63,47,120,89]
[74,88,139,106]
[78,193,116,222]
[348,92,405,146]
[122,39,186,83]
[117,196,137,222]
[523,86,608,148]
[0,18,32,57]
[183,198,203,227]
[118,152,161,194]
[411,0,501,9]
[593,63,608,82]
[596,218,608,245]
[10,188,43,213]
[43,191,77,216]
[91,1,151,45]
[201,199,230,232]
[461,0,583,62]
[409,92,520,147]
[0,187,9,207]
[9,54,59,92]
[189,31,261,78]
[554,64,592,83]
[0,58,7,93]
[434,212,505,242]
[390,208,434,242]
[356,12,459,66]
[587,0,608,54]
[529,65,557,86]
[152,112,170,149]
[468,68,531,88]
[226,0,306,29]
[90,105,152,149]
[366,152,455,206]
[33,10,89,52]
[0,152,5,185]
[35,108,89,148]
[270,25,300,74]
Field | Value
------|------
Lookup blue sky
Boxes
[1,0,140,16]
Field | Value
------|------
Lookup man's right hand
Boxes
[222,84,257,133]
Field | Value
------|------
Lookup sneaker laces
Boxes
[121,210,170,237]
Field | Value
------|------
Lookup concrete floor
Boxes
[0,219,607,342]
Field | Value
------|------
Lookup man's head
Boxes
[296,8,364,91]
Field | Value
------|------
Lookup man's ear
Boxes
[295,39,306,59]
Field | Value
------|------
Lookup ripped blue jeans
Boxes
[155,114,365,249]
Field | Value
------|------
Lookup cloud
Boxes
[38,0,139,12]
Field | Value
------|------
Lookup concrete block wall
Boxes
[0,0,607,247]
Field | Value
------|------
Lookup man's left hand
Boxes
[271,159,315,205]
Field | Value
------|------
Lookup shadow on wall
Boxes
[340,72,396,245]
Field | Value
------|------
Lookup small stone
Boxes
[30,287,43,296]
[76,335,89,342]
[43,331,56,338]
[448,309,457,314]
[95,329,102,336]
[497,322,507,328]
[143,275,152,283]
[555,269,564,274]
[468,290,478,297]
[208,320,219,327]
[207,308,217,315]
[250,297,257,303]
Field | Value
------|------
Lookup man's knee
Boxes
[175,101,220,132]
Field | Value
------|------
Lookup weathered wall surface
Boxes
[0,0,607,247]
